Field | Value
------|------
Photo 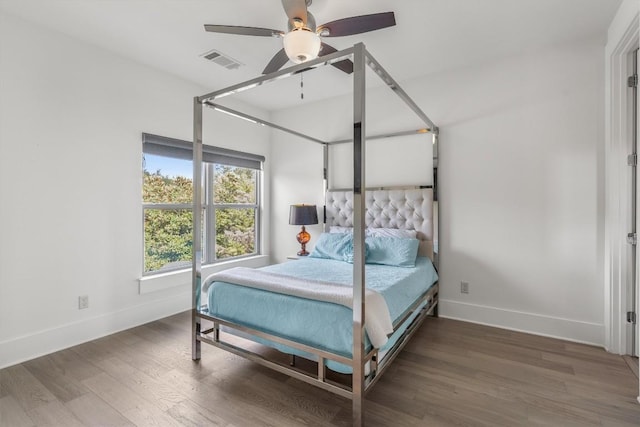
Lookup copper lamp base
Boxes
[296,225,311,256]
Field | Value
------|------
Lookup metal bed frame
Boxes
[191,43,439,426]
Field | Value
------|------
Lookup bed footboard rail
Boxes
[196,310,367,398]
[194,282,438,401]
[365,283,438,392]
[198,326,354,399]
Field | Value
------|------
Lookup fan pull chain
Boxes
[300,73,304,100]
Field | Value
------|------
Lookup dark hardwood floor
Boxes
[1,312,639,426]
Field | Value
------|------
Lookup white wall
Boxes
[0,12,271,368]
[436,39,605,345]
[270,37,606,345]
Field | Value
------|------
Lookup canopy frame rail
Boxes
[198,46,357,103]
[206,102,433,146]
[204,102,326,145]
[193,42,439,427]
[328,128,434,145]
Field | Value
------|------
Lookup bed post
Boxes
[192,96,203,361]
[323,143,329,232]
[433,129,439,267]
[352,42,366,427]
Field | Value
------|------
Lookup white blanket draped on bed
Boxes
[204,267,394,348]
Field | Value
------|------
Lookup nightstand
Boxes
[286,255,301,260]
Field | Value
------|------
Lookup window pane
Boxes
[143,154,193,203]
[144,209,193,273]
[215,208,255,260]
[213,164,256,204]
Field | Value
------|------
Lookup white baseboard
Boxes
[0,291,191,369]
[439,299,605,347]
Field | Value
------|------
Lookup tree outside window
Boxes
[142,153,260,274]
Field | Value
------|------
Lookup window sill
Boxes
[138,254,270,294]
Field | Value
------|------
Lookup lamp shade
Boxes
[289,205,318,225]
[283,29,321,64]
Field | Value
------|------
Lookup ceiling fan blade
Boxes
[320,43,354,74]
[281,0,308,26]
[262,48,290,74]
[318,12,396,37]
[330,59,354,74]
[204,25,283,37]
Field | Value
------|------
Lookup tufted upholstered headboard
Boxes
[325,188,434,260]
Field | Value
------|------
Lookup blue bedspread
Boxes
[207,257,438,373]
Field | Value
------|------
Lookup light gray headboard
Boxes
[325,188,434,259]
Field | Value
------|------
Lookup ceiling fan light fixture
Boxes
[283,29,321,64]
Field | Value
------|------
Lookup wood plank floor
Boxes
[1,312,639,426]
[623,356,639,379]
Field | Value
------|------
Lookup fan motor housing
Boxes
[288,12,317,32]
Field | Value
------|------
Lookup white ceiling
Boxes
[0,0,622,111]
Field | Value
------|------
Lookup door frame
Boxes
[604,4,639,357]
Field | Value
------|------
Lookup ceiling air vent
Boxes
[201,49,243,70]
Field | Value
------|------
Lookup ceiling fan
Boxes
[204,0,396,75]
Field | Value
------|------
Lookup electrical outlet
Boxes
[460,281,469,294]
[78,295,89,310]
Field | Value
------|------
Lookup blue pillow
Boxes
[309,233,352,261]
[342,237,369,264]
[365,236,420,267]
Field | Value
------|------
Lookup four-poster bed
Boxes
[192,43,439,426]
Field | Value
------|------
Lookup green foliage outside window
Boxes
[143,172,193,203]
[143,171,193,272]
[214,165,256,260]
[143,164,258,273]
[214,164,256,204]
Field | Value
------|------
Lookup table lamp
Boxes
[289,204,319,256]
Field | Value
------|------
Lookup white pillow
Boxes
[366,227,417,239]
[329,226,353,234]
[330,226,417,239]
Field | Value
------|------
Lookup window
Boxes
[142,133,263,275]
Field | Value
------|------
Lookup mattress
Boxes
[206,256,438,373]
